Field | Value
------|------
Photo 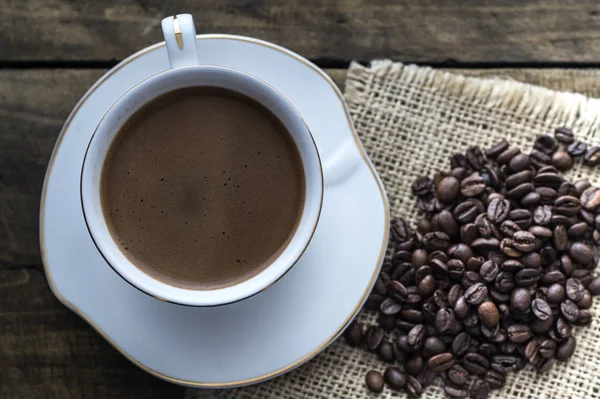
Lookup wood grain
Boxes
[3,67,600,398]
[3,0,600,63]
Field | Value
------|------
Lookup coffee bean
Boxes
[530,150,551,169]
[384,367,407,390]
[365,326,384,351]
[558,181,579,197]
[466,146,485,170]
[448,284,463,307]
[428,352,455,372]
[479,260,499,283]
[581,186,600,211]
[508,209,532,229]
[577,291,593,309]
[406,375,423,396]
[378,313,396,331]
[555,317,572,340]
[531,298,552,320]
[556,336,576,361]
[584,146,600,166]
[412,176,435,197]
[407,324,426,350]
[411,249,429,268]
[539,339,556,358]
[418,275,437,298]
[495,271,515,294]
[533,205,553,226]
[512,231,536,252]
[521,252,542,269]
[500,238,522,258]
[390,218,411,242]
[529,225,552,239]
[447,364,469,386]
[574,309,592,326]
[506,324,532,343]
[469,379,491,399]
[463,352,490,375]
[422,336,445,359]
[552,151,574,171]
[471,237,501,252]
[555,127,575,144]
[451,153,468,169]
[436,308,457,333]
[560,299,580,322]
[536,186,558,204]
[477,301,500,328]
[540,270,565,286]
[486,140,509,159]
[491,355,519,374]
[515,268,541,287]
[572,270,594,287]
[566,278,585,301]
[437,176,460,203]
[510,288,531,313]
[377,341,395,363]
[589,276,600,295]
[487,198,510,223]
[344,321,363,347]
[569,242,594,264]
[366,370,384,393]
[507,182,534,200]
[380,298,402,315]
[393,345,408,363]
[484,370,505,389]
[568,222,588,238]
[553,225,569,251]
[534,135,558,155]
[464,283,488,305]
[406,354,424,376]
[423,231,452,251]
[445,384,469,398]
[461,174,487,197]
[497,147,521,164]
[520,192,541,207]
[454,296,471,319]
[567,140,588,157]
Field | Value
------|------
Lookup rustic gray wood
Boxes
[3,0,600,62]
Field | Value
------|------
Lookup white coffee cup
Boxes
[80,14,323,306]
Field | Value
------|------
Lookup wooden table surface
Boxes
[3,1,600,397]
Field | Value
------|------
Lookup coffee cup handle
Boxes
[161,14,200,69]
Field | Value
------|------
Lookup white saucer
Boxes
[40,35,389,388]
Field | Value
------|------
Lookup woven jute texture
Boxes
[191,61,600,399]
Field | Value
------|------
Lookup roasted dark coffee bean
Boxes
[444,384,469,398]
[491,355,518,374]
[423,231,452,251]
[486,140,509,159]
[510,288,531,313]
[451,332,471,357]
[417,367,437,388]
[515,268,541,287]
[478,301,500,328]
[411,249,429,268]
[364,293,385,310]
[464,283,488,305]
[471,237,501,252]
[484,370,505,389]
[584,146,600,166]
[530,150,551,169]
[377,341,395,363]
[412,176,434,197]
[461,224,480,245]
[344,321,364,347]
[407,324,426,350]
[447,284,463,307]
[566,278,585,301]
[393,345,408,363]
[466,146,485,170]
[466,256,485,272]
[495,272,515,293]
[500,238,522,258]
[430,258,449,277]
[378,313,396,331]
[401,309,425,324]
[505,170,533,190]
[422,336,445,359]
[509,153,530,173]
[560,299,580,322]
[534,134,558,155]
[397,335,414,353]
[364,326,384,351]
[589,276,600,295]
[463,353,490,375]
[540,246,558,267]
[451,153,468,169]
[524,339,539,361]
[428,352,455,372]
[569,242,594,265]
[553,225,569,251]
[541,270,565,286]
[531,316,555,334]
[536,357,556,373]
[554,196,582,217]
[437,176,460,203]
[567,140,588,157]
[475,214,496,238]
[417,275,436,298]
[552,151,574,171]
[508,209,532,229]
[575,179,593,197]
[572,270,593,287]
[461,174,486,197]
[558,181,579,197]
[454,296,471,319]
[433,289,450,308]
[506,182,534,200]
[448,364,469,386]
[520,192,541,207]
[447,243,474,264]
[497,147,521,164]
[539,339,556,358]
[550,214,571,226]
[507,324,532,343]
[406,354,424,376]
[531,298,552,320]
[555,317,572,340]
[546,284,565,305]
[380,298,402,315]
[384,367,407,390]
[365,370,384,393]
[418,196,436,213]
[536,186,558,204]
[436,308,457,333]
[455,200,482,224]
[533,205,553,226]
[500,220,521,238]
[390,217,411,243]
[555,127,575,143]
[521,251,542,269]
[487,198,510,223]
[433,210,460,237]
[388,280,408,302]
[469,379,491,399]
[581,186,600,211]
[406,375,423,396]
[480,260,499,283]
[528,225,553,239]
[392,251,412,266]
[555,336,576,361]
[577,291,593,309]
[574,309,592,326]
[481,323,500,340]
[568,222,589,238]
[512,231,536,252]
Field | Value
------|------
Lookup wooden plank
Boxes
[3,0,600,63]
[0,266,184,398]
[4,67,600,268]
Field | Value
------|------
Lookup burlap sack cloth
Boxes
[192,61,600,399]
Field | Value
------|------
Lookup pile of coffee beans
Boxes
[345,127,600,398]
